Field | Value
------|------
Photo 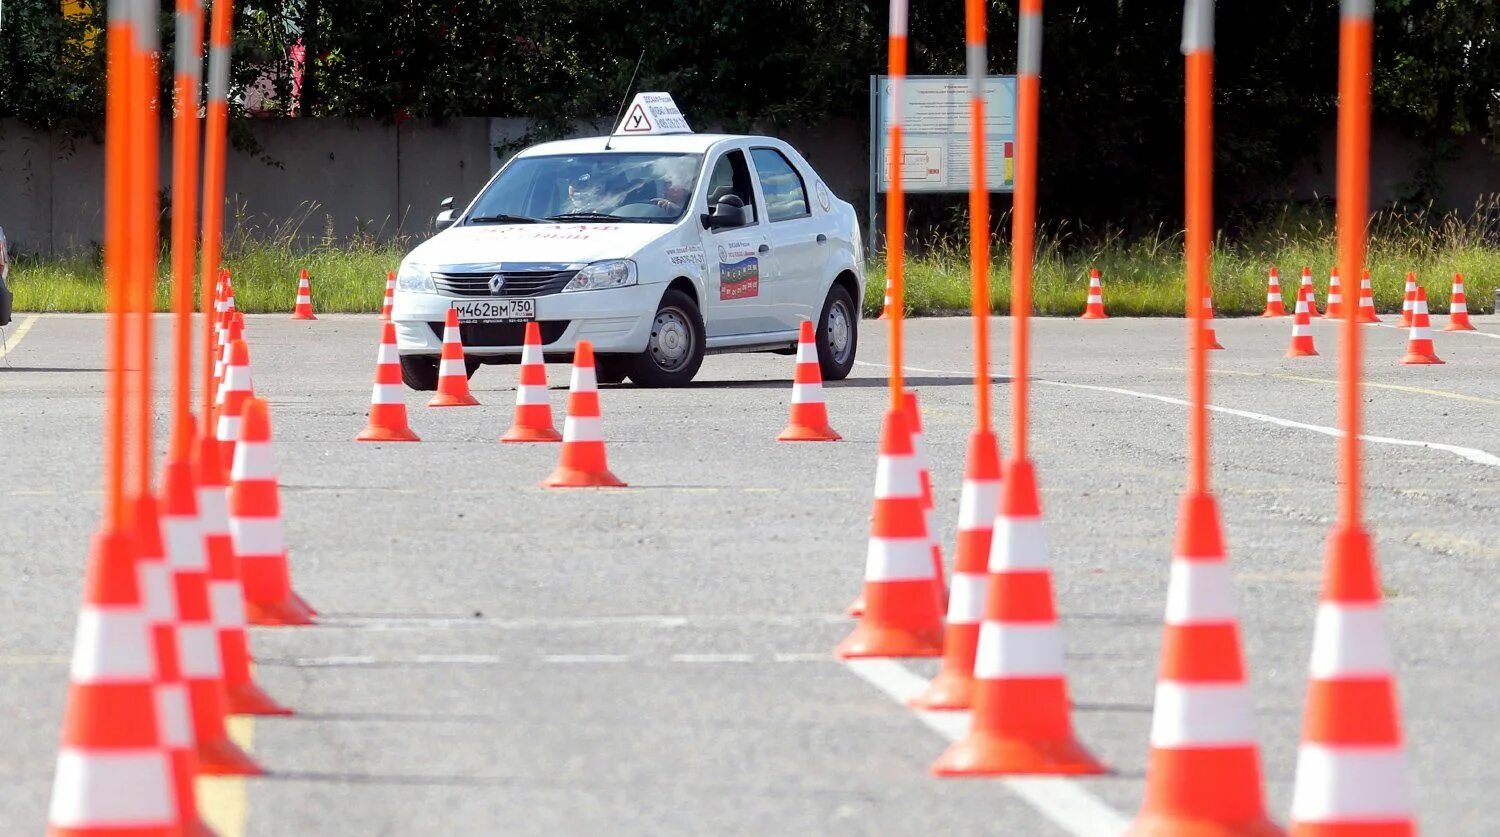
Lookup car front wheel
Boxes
[817,284,858,381]
[627,288,705,387]
[400,355,440,391]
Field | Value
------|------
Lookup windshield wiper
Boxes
[545,212,650,223]
[468,213,544,225]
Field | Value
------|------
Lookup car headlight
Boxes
[563,259,637,292]
[396,262,436,294]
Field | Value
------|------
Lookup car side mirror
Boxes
[701,196,747,230]
[435,197,456,230]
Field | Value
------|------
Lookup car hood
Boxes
[407,223,679,269]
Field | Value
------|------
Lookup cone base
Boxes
[908,666,975,711]
[226,682,293,716]
[293,591,318,616]
[833,622,943,659]
[1358,312,1381,323]
[247,595,317,626]
[501,425,563,443]
[932,730,1107,776]
[1443,321,1475,332]
[428,392,480,407]
[289,312,317,321]
[1079,311,1107,320]
[778,424,842,442]
[1126,812,1286,836]
[356,423,421,442]
[1208,340,1226,350]
[1401,353,1443,365]
[183,817,216,837]
[196,736,265,776]
[1286,347,1319,358]
[543,467,627,488]
[845,595,865,617]
[1260,308,1285,318]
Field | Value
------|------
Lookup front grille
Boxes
[432,270,576,298]
[427,320,571,347]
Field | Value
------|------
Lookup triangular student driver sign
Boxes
[614,92,692,136]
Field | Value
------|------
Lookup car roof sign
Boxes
[614,92,693,136]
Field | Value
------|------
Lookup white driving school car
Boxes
[392,93,865,388]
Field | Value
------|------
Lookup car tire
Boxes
[596,355,630,385]
[400,355,440,391]
[627,288,706,387]
[464,357,482,379]
[817,284,858,381]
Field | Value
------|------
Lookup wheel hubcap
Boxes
[827,302,853,364]
[649,308,693,371]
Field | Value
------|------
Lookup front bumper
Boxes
[392,283,664,356]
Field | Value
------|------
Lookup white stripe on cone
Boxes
[176,624,221,679]
[864,537,933,581]
[874,454,921,497]
[958,478,1000,529]
[516,384,550,406]
[972,622,1066,677]
[209,580,248,630]
[154,683,192,748]
[70,608,155,680]
[1148,682,1257,746]
[1308,603,1394,677]
[790,382,823,403]
[48,750,173,825]
[230,517,286,556]
[563,415,603,442]
[1291,747,1413,820]
[370,383,405,404]
[988,517,1050,571]
[1164,560,1239,623]
[231,442,279,481]
[946,571,987,623]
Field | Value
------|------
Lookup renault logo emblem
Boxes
[488,273,506,294]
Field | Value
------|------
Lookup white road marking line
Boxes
[542,654,630,664]
[671,653,755,663]
[290,655,378,667]
[1373,321,1500,341]
[0,314,39,362]
[413,654,502,665]
[845,659,1129,837]
[317,613,841,631]
[772,652,831,663]
[854,360,1500,469]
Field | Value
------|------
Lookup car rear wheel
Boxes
[596,355,630,385]
[627,288,705,387]
[400,355,440,391]
[817,284,858,381]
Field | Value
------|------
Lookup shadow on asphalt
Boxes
[674,375,1000,391]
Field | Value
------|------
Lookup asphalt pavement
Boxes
[1,311,1496,835]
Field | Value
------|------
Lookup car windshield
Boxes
[466,152,703,224]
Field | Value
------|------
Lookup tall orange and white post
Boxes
[1128,2,1279,831]
[1291,4,1416,830]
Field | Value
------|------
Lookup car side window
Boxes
[750,148,810,223]
[706,150,758,226]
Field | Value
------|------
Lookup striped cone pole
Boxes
[1128,493,1279,833]
[1326,269,1344,317]
[129,494,206,834]
[1396,272,1417,327]
[380,270,395,321]
[1261,267,1286,317]
[834,407,944,658]
[1287,286,1319,357]
[1203,290,1225,351]
[902,391,945,605]
[1080,268,1107,319]
[543,341,626,487]
[1289,525,1415,834]
[231,398,316,626]
[160,457,261,775]
[47,529,178,836]
[1357,270,1381,323]
[1300,267,1321,317]
[1400,286,1443,365]
[778,320,841,442]
[196,434,291,716]
[211,306,238,397]
[357,322,421,442]
[910,429,1000,710]
[1444,272,1474,331]
[428,308,480,407]
[880,275,893,319]
[290,268,316,320]
[933,458,1105,775]
[501,321,562,443]
[214,337,253,477]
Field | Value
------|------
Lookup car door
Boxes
[697,146,778,336]
[748,146,826,329]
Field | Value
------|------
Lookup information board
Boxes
[870,75,1017,194]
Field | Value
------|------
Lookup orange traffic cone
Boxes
[1289,525,1415,835]
[1080,268,1107,319]
[129,494,208,835]
[932,458,1105,776]
[380,270,395,320]
[1357,270,1381,323]
[1287,286,1319,357]
[1396,272,1417,327]
[160,456,262,775]
[1445,272,1475,332]
[231,398,316,626]
[778,320,841,442]
[47,528,179,837]
[835,407,944,658]
[1400,286,1443,365]
[212,308,240,398]
[910,429,1000,710]
[1127,492,1279,834]
[879,275,893,319]
[1261,268,1286,317]
[214,337,254,472]
[290,268,316,320]
[543,341,626,487]
[902,391,946,604]
[1203,291,1225,350]
[429,308,480,407]
[501,321,562,443]
[195,434,291,717]
[1326,269,1344,318]
[1299,267,1321,318]
[357,322,421,442]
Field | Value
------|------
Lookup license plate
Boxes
[451,297,535,322]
